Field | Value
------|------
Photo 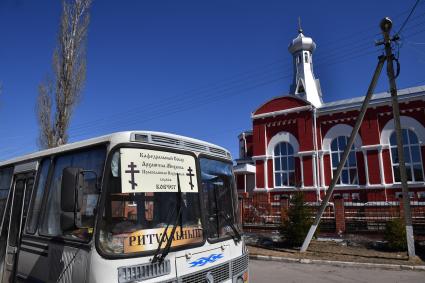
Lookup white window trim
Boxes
[322,124,363,152]
[389,129,425,184]
[330,136,359,186]
[273,142,296,188]
[267,131,300,155]
[380,116,425,145]
[268,132,299,189]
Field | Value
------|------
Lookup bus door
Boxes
[1,172,34,282]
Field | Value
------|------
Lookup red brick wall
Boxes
[267,159,274,188]
[246,134,253,157]
[377,101,425,131]
[323,154,331,186]
[255,160,264,188]
[253,123,266,156]
[295,157,302,187]
[382,149,393,183]
[360,111,380,145]
[357,151,366,185]
[302,156,314,186]
[236,175,245,191]
[299,115,314,151]
[366,150,381,184]
[248,96,425,203]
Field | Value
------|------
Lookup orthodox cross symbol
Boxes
[298,16,303,34]
[186,167,195,190]
[125,162,140,190]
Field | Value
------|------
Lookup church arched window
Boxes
[390,129,424,182]
[330,136,358,185]
[274,142,295,187]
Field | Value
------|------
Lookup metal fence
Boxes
[240,193,425,236]
[344,200,425,234]
[410,202,425,235]
[344,201,400,232]
[308,203,336,233]
[240,197,336,230]
[241,196,278,224]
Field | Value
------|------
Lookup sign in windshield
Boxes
[123,226,203,253]
[120,148,198,193]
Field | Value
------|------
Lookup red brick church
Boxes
[234,27,425,221]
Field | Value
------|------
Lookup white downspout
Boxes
[243,133,247,158]
[264,125,268,190]
[313,108,322,201]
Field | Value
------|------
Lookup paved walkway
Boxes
[250,259,424,283]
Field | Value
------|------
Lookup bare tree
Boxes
[36,0,91,149]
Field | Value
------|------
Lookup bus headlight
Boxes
[236,270,249,283]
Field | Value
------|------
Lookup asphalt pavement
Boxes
[249,259,424,283]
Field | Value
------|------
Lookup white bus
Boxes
[0,131,248,283]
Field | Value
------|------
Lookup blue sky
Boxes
[1,0,425,161]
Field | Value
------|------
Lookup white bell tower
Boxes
[288,20,323,107]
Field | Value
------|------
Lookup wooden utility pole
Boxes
[380,17,416,258]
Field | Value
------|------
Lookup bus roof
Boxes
[0,131,232,167]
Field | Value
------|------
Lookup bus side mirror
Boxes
[61,167,85,231]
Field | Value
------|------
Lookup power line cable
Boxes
[396,0,422,36]
[318,2,425,46]
[35,8,425,135]
[0,26,404,154]
[67,19,425,139]
[71,30,400,134]
[5,7,424,139]
[6,26,378,138]
[68,67,293,133]
[68,74,291,137]
[3,6,425,158]
[69,48,384,140]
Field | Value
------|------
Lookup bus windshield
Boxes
[199,158,240,240]
[98,148,203,256]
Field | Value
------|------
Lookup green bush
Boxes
[384,218,407,251]
[280,192,313,247]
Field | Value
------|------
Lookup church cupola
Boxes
[288,22,323,107]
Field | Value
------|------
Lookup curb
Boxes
[249,254,425,271]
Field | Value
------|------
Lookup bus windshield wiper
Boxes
[151,174,183,264]
[219,211,242,243]
[211,176,241,243]
[151,202,175,263]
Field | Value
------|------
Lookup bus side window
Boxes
[0,167,13,267]
[26,159,50,234]
[0,167,13,227]
[39,147,106,241]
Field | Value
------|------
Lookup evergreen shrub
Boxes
[384,218,407,251]
[280,192,313,247]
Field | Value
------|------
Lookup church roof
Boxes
[318,85,425,114]
[250,85,425,120]
[288,32,316,54]
[252,94,312,116]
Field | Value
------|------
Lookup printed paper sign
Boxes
[120,148,198,193]
[123,226,203,253]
